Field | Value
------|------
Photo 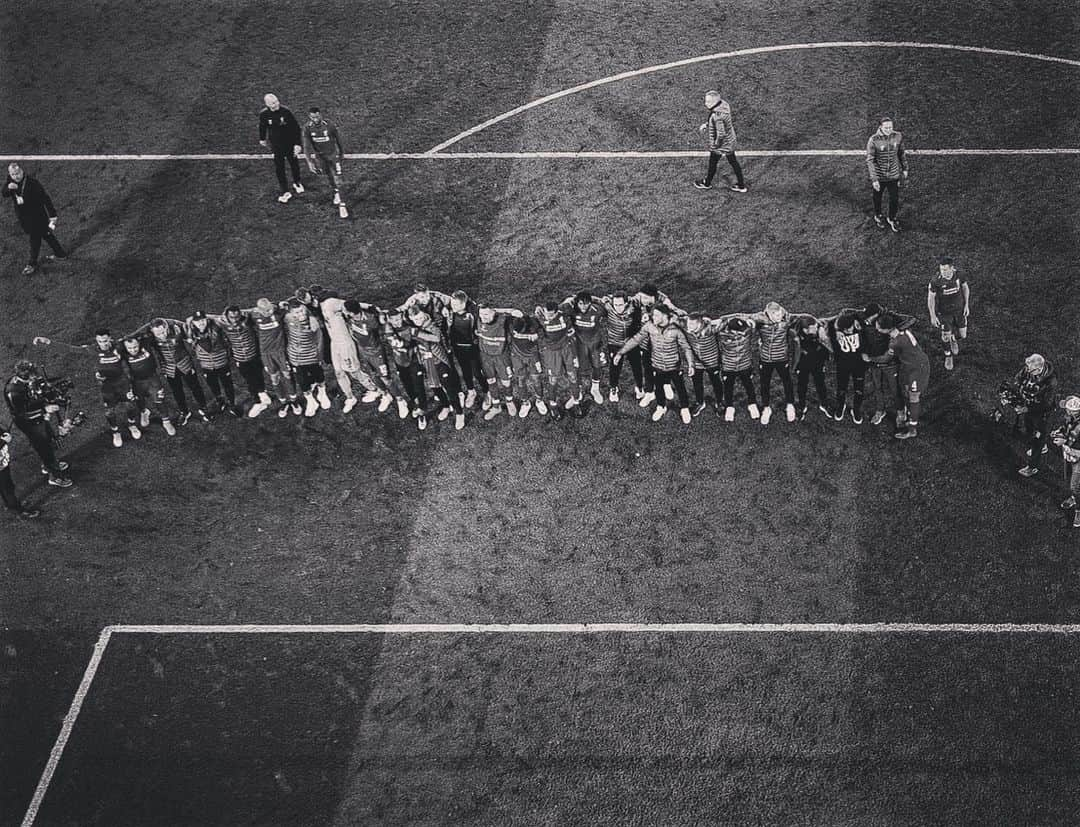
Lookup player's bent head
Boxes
[575,290,592,309]
[836,312,857,333]
[14,359,35,378]
[1026,353,1046,374]
[255,298,274,316]
[727,317,749,333]
[263,93,280,110]
[477,303,496,323]
[879,116,894,135]
[343,299,362,316]
[938,255,955,276]
[651,305,671,325]
[764,301,785,323]
[224,305,243,324]
[875,311,901,332]
[122,337,140,355]
[704,90,722,109]
[450,290,469,312]
[94,328,112,348]
[7,162,23,181]
[638,282,659,299]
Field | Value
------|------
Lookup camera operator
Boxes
[1016,353,1058,478]
[1,428,41,518]
[1052,396,1080,529]
[3,360,73,487]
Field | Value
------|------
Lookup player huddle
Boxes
[34,258,970,446]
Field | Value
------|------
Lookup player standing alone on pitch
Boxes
[867,116,908,232]
[259,93,305,204]
[927,256,970,371]
[694,89,747,193]
[302,107,349,219]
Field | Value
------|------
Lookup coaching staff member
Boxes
[3,361,72,488]
[259,94,305,204]
[867,116,908,232]
[3,163,67,275]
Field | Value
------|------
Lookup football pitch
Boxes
[4,0,1080,824]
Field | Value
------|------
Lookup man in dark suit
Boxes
[3,163,67,275]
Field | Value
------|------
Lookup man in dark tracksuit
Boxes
[867,117,909,231]
[259,93,305,203]
[3,163,67,275]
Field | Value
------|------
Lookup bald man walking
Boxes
[258,93,305,203]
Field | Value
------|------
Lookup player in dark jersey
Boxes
[340,300,404,415]
[301,107,349,219]
[121,336,176,435]
[866,312,931,440]
[927,256,970,371]
[794,317,831,420]
[383,308,429,429]
[446,291,485,410]
[561,291,608,405]
[535,301,583,420]
[210,306,274,418]
[252,298,302,417]
[509,315,549,419]
[825,311,867,424]
[476,302,523,420]
[129,317,210,424]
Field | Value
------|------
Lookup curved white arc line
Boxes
[426,40,1080,154]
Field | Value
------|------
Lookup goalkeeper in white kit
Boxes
[302,107,349,219]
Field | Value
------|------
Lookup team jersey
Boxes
[536,309,574,349]
[253,310,287,356]
[756,319,793,364]
[187,323,230,370]
[563,301,605,344]
[795,328,830,366]
[929,273,967,313]
[413,324,453,387]
[510,318,542,358]
[683,323,720,369]
[718,327,754,372]
[600,298,639,348]
[319,298,354,346]
[125,348,160,382]
[285,316,322,366]
[622,322,693,372]
[828,320,865,367]
[220,315,259,363]
[302,119,343,161]
[476,313,513,356]
[447,304,480,346]
[348,308,384,353]
[886,329,930,382]
[96,346,128,387]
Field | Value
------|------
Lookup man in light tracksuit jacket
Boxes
[694,89,747,193]
[615,305,695,424]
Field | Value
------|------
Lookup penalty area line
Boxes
[107,622,1080,634]
[2,148,1080,162]
[21,627,113,827]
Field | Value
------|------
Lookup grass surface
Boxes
[4,0,1080,823]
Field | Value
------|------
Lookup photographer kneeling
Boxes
[3,360,72,488]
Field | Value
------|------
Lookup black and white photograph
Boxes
[4,0,1080,824]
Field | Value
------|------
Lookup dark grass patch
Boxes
[37,632,1080,826]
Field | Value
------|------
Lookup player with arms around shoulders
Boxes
[865,312,930,440]
[927,255,970,371]
[475,301,523,420]
[302,107,349,219]
[615,305,695,424]
[121,336,176,436]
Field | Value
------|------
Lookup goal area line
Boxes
[3,148,1080,162]
[21,621,1080,826]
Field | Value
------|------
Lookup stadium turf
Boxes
[3,0,1080,823]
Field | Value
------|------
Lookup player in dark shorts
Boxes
[92,329,141,447]
[927,256,970,371]
[122,336,176,435]
[301,107,349,219]
[476,302,523,420]
[866,312,931,440]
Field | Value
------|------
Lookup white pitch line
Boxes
[107,623,1080,634]
[21,628,113,827]
[427,40,1080,153]
[3,148,1080,162]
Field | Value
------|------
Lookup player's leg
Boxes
[287,152,302,189]
[759,362,775,424]
[886,180,900,220]
[726,151,747,190]
[671,371,692,422]
[834,362,850,420]
[722,371,736,420]
[437,363,465,429]
[651,368,673,419]
[872,186,884,222]
[42,227,66,259]
[699,151,721,187]
[167,374,190,420]
[181,369,209,416]
[812,363,829,415]
[27,230,43,270]
[777,363,796,421]
[796,364,810,416]
[707,367,724,413]
[1067,463,1080,525]
[273,150,289,196]
[541,348,563,417]
[740,370,759,418]
[639,350,655,403]
[691,369,706,412]
[563,344,582,412]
